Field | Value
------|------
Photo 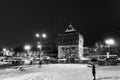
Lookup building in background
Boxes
[2,48,14,57]
[57,24,84,60]
[42,41,58,58]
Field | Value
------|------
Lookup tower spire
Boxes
[65,23,76,32]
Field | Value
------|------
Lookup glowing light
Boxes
[35,33,47,38]
[35,33,40,38]
[3,48,7,51]
[24,45,31,51]
[37,44,42,49]
[105,38,115,46]
[42,33,47,38]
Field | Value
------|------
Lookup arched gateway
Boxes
[57,24,84,60]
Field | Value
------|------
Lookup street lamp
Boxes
[35,33,47,38]
[24,45,31,58]
[24,45,31,51]
[105,38,115,58]
[35,33,47,66]
[42,33,47,38]
[35,33,40,38]
[37,43,42,61]
[37,44,42,49]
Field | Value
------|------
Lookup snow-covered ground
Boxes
[0,64,120,80]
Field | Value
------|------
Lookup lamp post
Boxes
[37,43,42,60]
[35,33,47,66]
[105,38,115,58]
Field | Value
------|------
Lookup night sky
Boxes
[0,0,120,48]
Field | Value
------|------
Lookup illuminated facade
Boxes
[57,24,84,60]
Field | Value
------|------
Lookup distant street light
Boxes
[37,44,42,49]
[105,38,115,58]
[35,33,47,67]
[35,33,47,38]
[24,44,31,59]
[35,33,40,38]
[105,39,115,46]
[24,45,31,51]
[3,48,7,52]
[42,33,47,38]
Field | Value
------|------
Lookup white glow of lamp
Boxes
[37,44,42,49]
[24,45,31,51]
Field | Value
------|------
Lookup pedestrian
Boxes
[39,60,42,67]
[46,56,50,64]
[30,61,32,65]
[92,64,96,80]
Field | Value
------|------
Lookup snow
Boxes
[0,64,120,80]
[0,62,9,65]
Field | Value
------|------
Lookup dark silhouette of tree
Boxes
[31,46,39,51]
[13,45,25,56]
